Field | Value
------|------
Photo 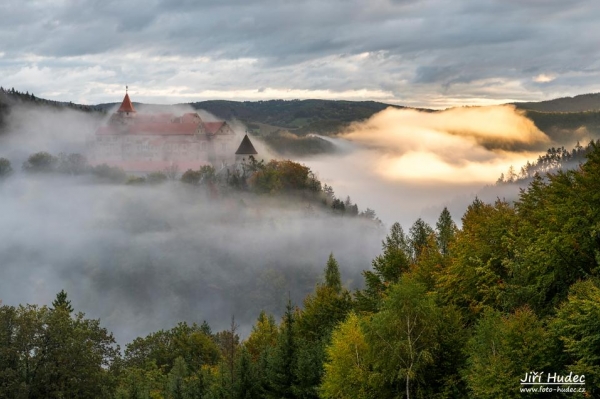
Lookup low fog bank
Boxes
[0,174,383,343]
[297,145,482,227]
[0,104,103,164]
[299,105,593,228]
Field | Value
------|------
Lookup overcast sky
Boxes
[1,0,599,108]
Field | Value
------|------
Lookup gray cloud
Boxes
[0,0,599,106]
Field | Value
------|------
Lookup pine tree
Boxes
[267,300,297,398]
[355,223,411,312]
[51,289,73,313]
[408,218,435,262]
[324,253,342,293]
[167,357,189,399]
[435,207,457,257]
[200,320,212,336]
[235,347,259,399]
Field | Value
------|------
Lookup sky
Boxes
[1,0,599,108]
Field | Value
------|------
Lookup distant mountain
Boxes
[514,93,600,112]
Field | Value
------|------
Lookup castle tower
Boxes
[235,134,258,163]
[117,86,136,116]
[110,86,137,126]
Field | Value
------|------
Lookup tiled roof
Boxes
[129,123,200,135]
[204,121,225,134]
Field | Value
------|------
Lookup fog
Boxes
[0,105,383,344]
[0,105,103,163]
[0,175,383,343]
[298,105,583,227]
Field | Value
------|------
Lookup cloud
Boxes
[533,73,557,83]
[1,0,600,106]
[338,105,548,182]
[297,105,560,226]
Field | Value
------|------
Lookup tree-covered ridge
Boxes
[0,87,103,114]
[186,99,406,135]
[186,99,404,156]
[496,140,596,184]
[0,87,105,135]
[525,110,600,139]
[3,143,600,398]
[514,93,600,113]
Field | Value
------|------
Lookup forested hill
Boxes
[0,87,104,132]
[187,99,406,135]
[514,92,600,112]
[0,87,102,114]
[511,94,600,145]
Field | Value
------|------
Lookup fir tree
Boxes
[52,289,73,313]
[435,207,457,257]
[324,253,342,293]
[267,300,298,398]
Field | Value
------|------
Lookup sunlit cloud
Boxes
[340,105,549,183]
[533,73,557,83]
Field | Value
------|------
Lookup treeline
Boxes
[188,99,404,136]
[0,152,380,222]
[0,87,103,114]
[260,131,336,156]
[3,143,600,398]
[496,140,597,184]
[525,109,600,137]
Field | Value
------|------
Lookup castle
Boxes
[89,90,257,172]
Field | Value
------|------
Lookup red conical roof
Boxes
[118,93,136,113]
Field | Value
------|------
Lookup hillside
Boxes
[188,99,405,135]
[525,109,600,142]
[0,87,104,133]
[514,92,600,112]
[513,93,600,145]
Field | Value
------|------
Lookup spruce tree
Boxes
[355,223,410,312]
[51,289,73,313]
[167,357,189,399]
[408,218,435,262]
[324,253,342,293]
[267,300,297,398]
[435,207,457,257]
